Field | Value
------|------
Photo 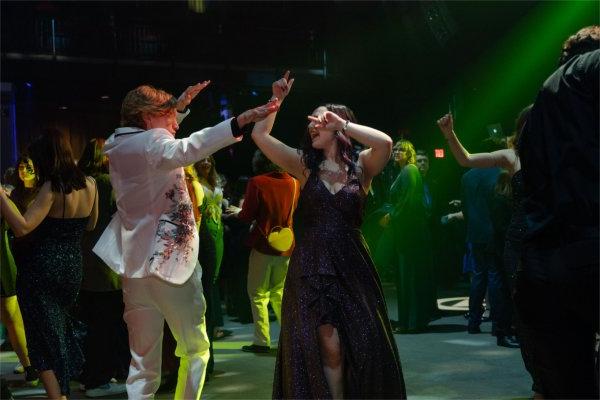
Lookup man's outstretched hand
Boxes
[237,99,280,128]
[177,80,211,112]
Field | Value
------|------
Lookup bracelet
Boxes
[341,120,350,135]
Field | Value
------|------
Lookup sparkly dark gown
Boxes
[506,171,540,392]
[14,215,88,395]
[273,174,406,399]
[504,170,526,283]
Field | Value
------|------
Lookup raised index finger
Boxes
[282,70,290,81]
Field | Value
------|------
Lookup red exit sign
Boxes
[434,148,445,158]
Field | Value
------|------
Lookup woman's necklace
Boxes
[319,160,349,194]
[319,159,347,174]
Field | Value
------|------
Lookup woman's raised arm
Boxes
[251,71,306,182]
[437,113,515,171]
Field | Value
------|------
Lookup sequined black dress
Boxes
[273,174,406,399]
[506,170,539,392]
[504,170,526,283]
[14,216,87,395]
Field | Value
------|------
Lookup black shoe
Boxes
[497,335,520,348]
[467,325,481,334]
[241,344,270,353]
[214,329,233,341]
[24,366,39,387]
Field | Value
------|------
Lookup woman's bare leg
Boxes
[317,324,343,399]
[39,370,61,399]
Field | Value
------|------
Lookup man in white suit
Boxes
[94,81,280,399]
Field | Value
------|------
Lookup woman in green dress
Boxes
[194,156,225,375]
[377,139,437,333]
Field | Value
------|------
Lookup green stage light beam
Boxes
[457,0,598,138]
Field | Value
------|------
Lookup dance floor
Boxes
[1,283,532,399]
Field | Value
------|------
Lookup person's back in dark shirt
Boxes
[519,49,599,256]
[461,167,501,244]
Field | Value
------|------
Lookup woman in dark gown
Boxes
[0,129,98,399]
[251,72,405,399]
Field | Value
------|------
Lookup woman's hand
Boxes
[272,71,295,104]
[437,113,455,139]
[307,111,346,132]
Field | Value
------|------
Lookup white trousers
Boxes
[122,267,210,400]
[247,249,289,347]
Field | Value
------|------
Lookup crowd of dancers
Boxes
[0,26,598,400]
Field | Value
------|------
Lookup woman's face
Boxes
[393,147,408,166]
[18,159,35,183]
[307,106,336,150]
[197,158,212,176]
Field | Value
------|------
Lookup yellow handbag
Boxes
[260,179,298,252]
[266,226,295,252]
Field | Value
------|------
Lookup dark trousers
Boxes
[78,290,130,389]
[468,242,511,335]
[515,242,599,398]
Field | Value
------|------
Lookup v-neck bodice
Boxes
[297,173,366,236]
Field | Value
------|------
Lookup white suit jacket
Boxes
[93,115,240,284]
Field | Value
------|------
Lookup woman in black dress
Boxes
[0,129,98,399]
[252,72,405,399]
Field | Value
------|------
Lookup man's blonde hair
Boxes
[120,85,177,128]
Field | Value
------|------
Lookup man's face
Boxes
[145,109,178,135]
[416,154,429,177]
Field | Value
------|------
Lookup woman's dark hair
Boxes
[512,104,533,156]
[495,104,533,197]
[28,128,86,193]
[300,103,359,177]
[79,138,109,176]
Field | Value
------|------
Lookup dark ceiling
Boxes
[1,1,596,181]
[1,1,542,117]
